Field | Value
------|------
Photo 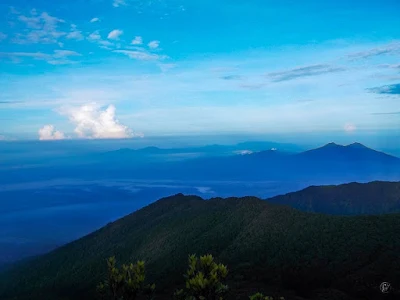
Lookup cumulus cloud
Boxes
[131,36,143,45]
[90,17,100,23]
[344,123,356,133]
[267,64,346,82]
[38,125,65,140]
[107,29,123,40]
[60,103,142,139]
[114,50,167,61]
[66,25,84,40]
[148,40,160,49]
[88,30,101,41]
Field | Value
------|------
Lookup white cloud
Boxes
[348,41,400,59]
[13,11,66,44]
[234,150,253,155]
[159,63,177,72]
[38,125,65,140]
[90,17,100,23]
[60,103,142,139]
[66,29,84,40]
[107,29,123,40]
[344,123,357,132]
[113,0,127,7]
[148,40,160,49]
[53,50,81,57]
[0,50,81,65]
[114,50,167,61]
[131,36,143,45]
[88,30,101,41]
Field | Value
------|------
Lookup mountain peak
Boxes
[322,142,342,148]
[346,142,368,149]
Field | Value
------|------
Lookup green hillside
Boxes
[1,194,399,300]
[267,181,400,215]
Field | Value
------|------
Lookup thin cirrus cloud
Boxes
[347,41,400,60]
[107,29,123,40]
[58,103,143,139]
[368,83,400,95]
[220,75,243,80]
[267,64,347,82]
[11,9,67,44]
[114,50,167,61]
[0,50,81,65]
[371,112,400,115]
[38,125,65,140]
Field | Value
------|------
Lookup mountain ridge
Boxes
[1,181,400,300]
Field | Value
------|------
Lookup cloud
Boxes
[66,25,84,40]
[344,123,356,133]
[348,42,400,59]
[371,112,400,115]
[13,11,66,44]
[38,125,65,140]
[107,29,123,40]
[60,103,142,139]
[131,36,143,45]
[113,0,127,7]
[88,30,101,41]
[368,83,400,95]
[159,63,176,72]
[221,75,243,80]
[0,32,7,41]
[0,50,81,65]
[114,50,167,61]
[267,64,346,82]
[90,17,100,23]
[148,40,160,49]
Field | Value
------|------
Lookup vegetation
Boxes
[267,181,400,215]
[1,188,400,300]
[99,254,281,300]
[97,257,155,300]
[173,254,228,300]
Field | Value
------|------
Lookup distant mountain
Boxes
[1,184,400,300]
[1,142,399,185]
[295,142,398,163]
[267,181,400,215]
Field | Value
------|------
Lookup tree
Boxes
[174,254,229,300]
[249,293,285,300]
[97,257,155,300]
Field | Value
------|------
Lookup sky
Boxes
[0,0,399,142]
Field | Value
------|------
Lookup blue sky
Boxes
[0,0,399,141]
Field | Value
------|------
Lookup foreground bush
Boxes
[99,255,283,300]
